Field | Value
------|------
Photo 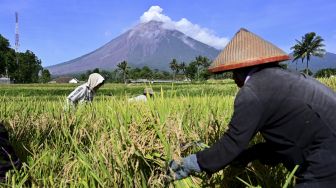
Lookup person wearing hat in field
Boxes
[67,73,105,106]
[128,88,154,102]
[167,28,336,187]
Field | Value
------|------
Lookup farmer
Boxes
[128,88,154,102]
[67,73,105,106]
[167,28,336,187]
[0,122,21,181]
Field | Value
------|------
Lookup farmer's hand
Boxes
[166,154,201,182]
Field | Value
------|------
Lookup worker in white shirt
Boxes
[128,88,154,102]
[67,73,105,106]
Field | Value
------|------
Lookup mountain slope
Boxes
[47,21,220,75]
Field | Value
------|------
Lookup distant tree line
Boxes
[294,68,336,78]
[315,68,336,78]
[75,55,214,83]
[169,55,212,81]
[0,34,50,83]
[75,65,172,83]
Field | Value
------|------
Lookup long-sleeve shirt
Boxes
[128,94,147,102]
[196,67,336,182]
[67,73,104,106]
[67,84,93,106]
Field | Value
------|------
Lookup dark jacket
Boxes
[196,67,336,182]
[0,123,21,180]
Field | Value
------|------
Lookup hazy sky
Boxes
[1,0,335,67]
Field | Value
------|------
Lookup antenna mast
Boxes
[15,12,19,52]
[14,11,20,68]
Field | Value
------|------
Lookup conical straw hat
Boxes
[209,28,290,73]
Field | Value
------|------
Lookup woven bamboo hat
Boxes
[144,88,154,95]
[209,28,290,73]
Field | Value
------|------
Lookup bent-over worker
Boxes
[67,73,105,106]
[128,88,154,102]
[167,28,336,187]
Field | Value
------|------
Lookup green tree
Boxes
[129,68,142,79]
[0,34,43,83]
[100,70,113,82]
[179,62,186,79]
[185,61,198,81]
[4,49,17,80]
[315,68,336,78]
[169,58,179,80]
[0,34,10,52]
[13,50,42,83]
[40,69,51,83]
[291,32,325,74]
[117,60,130,84]
[0,51,6,76]
[291,43,304,71]
[158,70,171,80]
[194,56,211,80]
[92,68,100,73]
[0,34,11,76]
[214,71,233,79]
[79,73,87,81]
[152,69,161,79]
[140,66,153,79]
[86,70,93,77]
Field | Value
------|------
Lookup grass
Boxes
[0,78,335,187]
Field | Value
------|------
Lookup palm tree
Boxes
[179,62,186,78]
[290,43,305,71]
[117,60,129,84]
[195,56,210,80]
[291,32,325,75]
[169,58,179,80]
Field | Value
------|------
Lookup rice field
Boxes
[0,77,335,187]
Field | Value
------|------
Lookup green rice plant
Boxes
[0,78,334,187]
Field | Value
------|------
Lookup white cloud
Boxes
[140,6,228,49]
[140,6,171,23]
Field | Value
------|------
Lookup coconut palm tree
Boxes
[290,43,305,71]
[117,60,129,84]
[179,62,186,78]
[291,32,325,75]
[195,56,211,80]
[169,58,179,80]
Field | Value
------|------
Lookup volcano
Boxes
[47,21,220,75]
